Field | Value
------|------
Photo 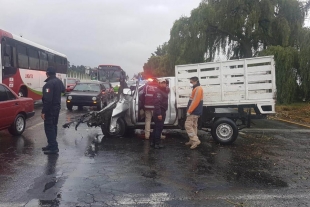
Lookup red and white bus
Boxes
[0,29,67,101]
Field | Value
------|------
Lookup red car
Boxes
[0,83,35,136]
[66,78,80,92]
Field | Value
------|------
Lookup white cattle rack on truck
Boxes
[175,56,276,115]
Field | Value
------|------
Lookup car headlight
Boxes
[68,96,72,100]
[92,97,97,101]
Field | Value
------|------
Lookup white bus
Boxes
[0,29,67,101]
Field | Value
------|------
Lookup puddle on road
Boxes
[84,134,104,157]
[0,134,34,175]
[25,198,60,207]
[81,130,289,191]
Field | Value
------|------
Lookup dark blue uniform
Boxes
[151,86,169,147]
[42,75,65,151]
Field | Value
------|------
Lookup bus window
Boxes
[40,51,48,70]
[17,44,28,68]
[110,70,121,82]
[28,48,40,69]
[48,53,55,67]
[61,57,68,73]
[2,44,12,67]
[1,42,17,77]
[55,55,67,74]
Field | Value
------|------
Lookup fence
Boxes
[67,71,91,81]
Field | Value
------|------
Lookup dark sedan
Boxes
[66,81,112,111]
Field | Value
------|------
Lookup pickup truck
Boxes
[72,56,276,145]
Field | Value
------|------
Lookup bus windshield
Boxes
[97,65,124,83]
[98,69,121,82]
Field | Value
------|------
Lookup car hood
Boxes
[69,91,100,96]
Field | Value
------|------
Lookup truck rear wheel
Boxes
[211,117,238,145]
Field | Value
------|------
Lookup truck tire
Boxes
[211,117,238,145]
[101,111,126,137]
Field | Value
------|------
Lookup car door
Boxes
[0,85,19,129]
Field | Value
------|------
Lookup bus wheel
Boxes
[18,87,27,97]
[211,117,238,145]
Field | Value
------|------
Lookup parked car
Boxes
[0,83,35,136]
[66,78,80,93]
[66,81,113,111]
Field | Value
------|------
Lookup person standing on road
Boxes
[151,79,169,149]
[140,79,158,139]
[185,76,204,149]
[41,67,65,154]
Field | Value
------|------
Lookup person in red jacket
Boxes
[185,76,204,149]
[140,79,158,139]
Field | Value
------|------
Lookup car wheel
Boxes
[211,117,238,145]
[101,110,126,137]
[67,103,73,111]
[8,114,26,136]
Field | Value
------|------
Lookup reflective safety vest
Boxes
[144,84,157,109]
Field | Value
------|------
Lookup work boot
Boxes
[42,146,51,151]
[185,141,192,146]
[44,149,59,154]
[190,141,201,149]
[154,144,164,149]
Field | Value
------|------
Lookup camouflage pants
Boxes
[185,115,200,142]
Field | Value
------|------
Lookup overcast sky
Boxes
[0,0,202,78]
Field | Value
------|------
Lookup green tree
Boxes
[143,43,174,77]
[170,0,307,61]
[260,46,299,104]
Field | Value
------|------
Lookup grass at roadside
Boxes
[271,102,310,126]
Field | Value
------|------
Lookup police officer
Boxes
[151,79,169,149]
[41,67,65,154]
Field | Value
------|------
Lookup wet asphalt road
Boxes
[1,98,310,207]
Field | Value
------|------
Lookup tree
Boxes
[260,46,299,104]
[173,0,307,61]
[143,43,174,77]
